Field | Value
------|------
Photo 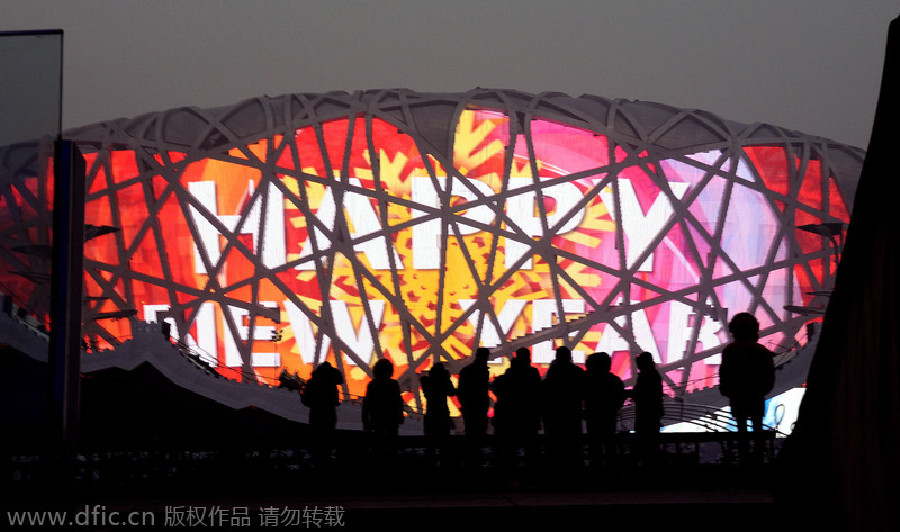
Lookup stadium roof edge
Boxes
[62,88,865,208]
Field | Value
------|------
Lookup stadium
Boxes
[0,88,863,432]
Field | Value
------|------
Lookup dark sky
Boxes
[2,1,898,148]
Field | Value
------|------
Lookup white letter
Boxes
[459,298,527,348]
[412,177,496,270]
[531,299,586,363]
[297,178,400,270]
[330,300,386,366]
[284,300,331,364]
[505,178,586,269]
[600,179,689,272]
[223,301,280,367]
[596,300,661,362]
[188,180,286,274]
[667,300,725,365]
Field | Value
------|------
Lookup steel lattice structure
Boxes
[0,89,863,413]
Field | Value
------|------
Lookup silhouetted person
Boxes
[279,368,292,388]
[492,347,542,470]
[584,352,625,468]
[628,351,664,466]
[458,347,491,438]
[279,368,303,392]
[457,347,491,465]
[421,361,456,463]
[303,361,344,431]
[720,312,775,463]
[302,361,344,462]
[542,346,586,466]
[362,359,405,456]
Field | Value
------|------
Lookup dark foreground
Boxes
[4,433,800,532]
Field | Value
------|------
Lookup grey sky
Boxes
[2,1,898,148]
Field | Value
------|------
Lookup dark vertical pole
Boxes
[47,138,85,485]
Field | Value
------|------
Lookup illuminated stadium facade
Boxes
[0,89,863,419]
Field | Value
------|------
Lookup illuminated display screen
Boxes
[0,92,860,416]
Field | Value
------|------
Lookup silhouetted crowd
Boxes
[294,312,776,469]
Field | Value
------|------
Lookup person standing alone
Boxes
[719,312,776,463]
